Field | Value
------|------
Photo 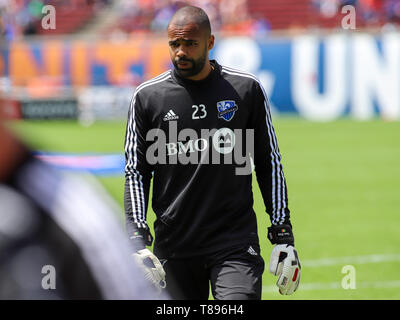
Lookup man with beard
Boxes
[124,5,301,299]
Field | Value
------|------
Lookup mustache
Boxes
[175,57,193,63]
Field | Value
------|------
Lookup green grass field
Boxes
[8,118,400,300]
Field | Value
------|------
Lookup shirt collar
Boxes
[172,60,221,87]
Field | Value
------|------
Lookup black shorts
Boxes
[160,244,265,300]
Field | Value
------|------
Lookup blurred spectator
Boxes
[150,0,178,32]
[249,13,271,37]
[384,0,400,22]
[0,0,43,39]
[358,0,382,24]
[312,0,341,18]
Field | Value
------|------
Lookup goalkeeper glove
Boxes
[267,224,301,295]
[132,248,166,294]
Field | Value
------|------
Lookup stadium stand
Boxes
[36,0,98,35]
[99,0,400,35]
[0,0,110,39]
[2,0,400,40]
[246,0,394,31]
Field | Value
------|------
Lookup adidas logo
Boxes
[163,109,179,121]
[247,246,258,256]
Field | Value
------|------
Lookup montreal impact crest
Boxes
[217,100,238,122]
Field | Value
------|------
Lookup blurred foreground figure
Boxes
[0,116,168,299]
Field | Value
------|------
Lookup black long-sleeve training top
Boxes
[124,60,291,258]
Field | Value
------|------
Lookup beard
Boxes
[173,47,207,78]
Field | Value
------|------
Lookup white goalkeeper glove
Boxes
[267,224,301,295]
[132,248,166,294]
[269,244,301,295]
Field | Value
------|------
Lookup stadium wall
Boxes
[1,32,400,121]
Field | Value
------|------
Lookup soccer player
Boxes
[124,5,301,299]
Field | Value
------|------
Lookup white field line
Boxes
[263,253,400,292]
[301,253,400,268]
[263,280,400,292]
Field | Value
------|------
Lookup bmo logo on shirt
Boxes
[145,123,253,175]
[164,128,235,156]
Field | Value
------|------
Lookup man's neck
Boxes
[185,61,212,81]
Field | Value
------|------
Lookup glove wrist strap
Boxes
[130,226,153,249]
[267,224,295,245]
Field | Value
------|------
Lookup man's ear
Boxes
[208,34,215,51]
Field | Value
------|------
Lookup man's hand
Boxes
[269,244,301,295]
[132,249,166,293]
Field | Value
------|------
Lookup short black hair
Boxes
[168,5,211,36]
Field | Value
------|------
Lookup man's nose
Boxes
[176,45,186,57]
